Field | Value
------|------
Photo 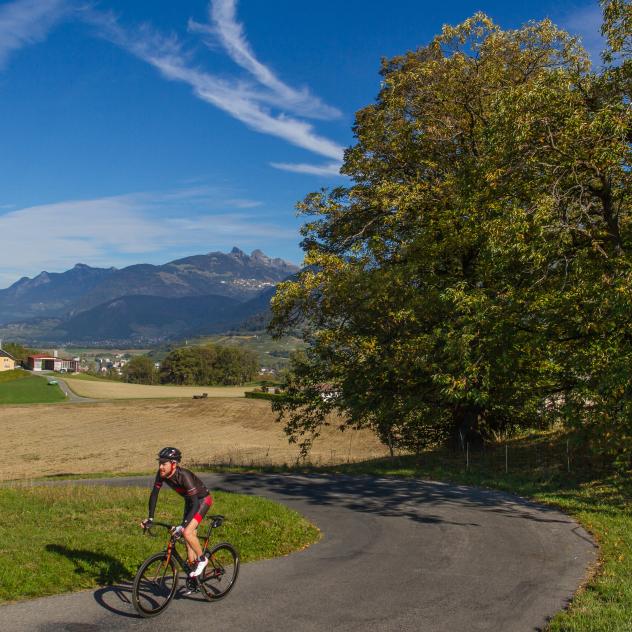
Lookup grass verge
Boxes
[196,432,631,632]
[0,376,66,404]
[0,485,320,603]
[0,369,30,384]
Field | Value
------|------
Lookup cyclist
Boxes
[140,447,213,578]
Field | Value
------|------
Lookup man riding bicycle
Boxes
[141,447,213,578]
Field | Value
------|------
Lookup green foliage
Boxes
[245,390,284,401]
[121,355,157,385]
[0,486,319,603]
[1,342,37,365]
[601,0,632,61]
[160,344,259,386]
[271,12,632,461]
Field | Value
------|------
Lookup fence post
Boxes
[466,442,470,471]
[567,439,570,473]
[505,444,508,473]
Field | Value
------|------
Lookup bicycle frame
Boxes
[148,517,222,573]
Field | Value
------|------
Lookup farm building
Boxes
[0,349,16,372]
[27,352,80,373]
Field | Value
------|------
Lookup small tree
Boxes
[122,355,157,385]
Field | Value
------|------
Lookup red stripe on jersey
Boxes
[193,512,203,523]
[204,495,212,506]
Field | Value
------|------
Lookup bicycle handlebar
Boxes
[142,515,224,537]
[142,521,175,537]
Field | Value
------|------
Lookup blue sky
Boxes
[0,0,604,288]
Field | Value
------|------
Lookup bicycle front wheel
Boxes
[199,542,240,601]
[132,552,178,617]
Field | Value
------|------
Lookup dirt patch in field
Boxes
[63,378,252,399]
[1,398,389,480]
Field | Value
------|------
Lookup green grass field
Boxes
[200,432,632,632]
[0,375,66,404]
[0,485,320,603]
[0,369,30,384]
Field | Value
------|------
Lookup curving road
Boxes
[45,377,96,403]
[0,473,596,631]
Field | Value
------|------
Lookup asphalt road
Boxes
[45,376,95,403]
[0,473,597,631]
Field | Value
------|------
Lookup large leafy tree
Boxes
[271,12,631,459]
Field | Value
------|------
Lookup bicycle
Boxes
[132,514,240,617]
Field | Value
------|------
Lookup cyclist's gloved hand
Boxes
[171,525,184,539]
[141,518,153,530]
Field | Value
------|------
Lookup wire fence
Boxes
[189,435,607,477]
[425,437,606,477]
[190,444,389,470]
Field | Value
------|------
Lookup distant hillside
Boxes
[52,294,243,341]
[186,285,278,336]
[0,264,116,323]
[0,248,298,325]
[72,248,297,314]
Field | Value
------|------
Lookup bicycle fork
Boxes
[150,541,175,587]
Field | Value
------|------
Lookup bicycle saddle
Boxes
[210,514,224,528]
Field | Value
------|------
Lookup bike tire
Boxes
[132,552,178,617]
[199,542,240,601]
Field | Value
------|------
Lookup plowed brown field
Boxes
[1,398,388,480]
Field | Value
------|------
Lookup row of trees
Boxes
[123,344,258,386]
[270,2,632,465]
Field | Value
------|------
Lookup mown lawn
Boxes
[0,369,30,384]
[0,376,65,404]
[201,432,632,632]
[0,485,320,603]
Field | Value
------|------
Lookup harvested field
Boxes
[1,398,389,481]
[63,377,252,399]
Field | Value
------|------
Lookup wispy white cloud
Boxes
[0,187,297,287]
[0,0,69,70]
[85,4,345,163]
[0,1,345,181]
[225,198,263,208]
[190,0,340,120]
[270,161,343,177]
[560,2,606,66]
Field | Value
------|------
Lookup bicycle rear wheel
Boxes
[132,552,178,617]
[199,542,240,601]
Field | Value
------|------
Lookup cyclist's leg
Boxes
[182,498,198,564]
[183,495,212,561]
[183,518,203,559]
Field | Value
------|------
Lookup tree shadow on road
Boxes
[215,473,582,530]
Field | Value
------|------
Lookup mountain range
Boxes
[0,248,297,344]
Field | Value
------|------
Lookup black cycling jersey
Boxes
[148,466,211,526]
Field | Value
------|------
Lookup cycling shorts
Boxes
[183,494,213,527]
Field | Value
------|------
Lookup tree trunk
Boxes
[451,404,483,452]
